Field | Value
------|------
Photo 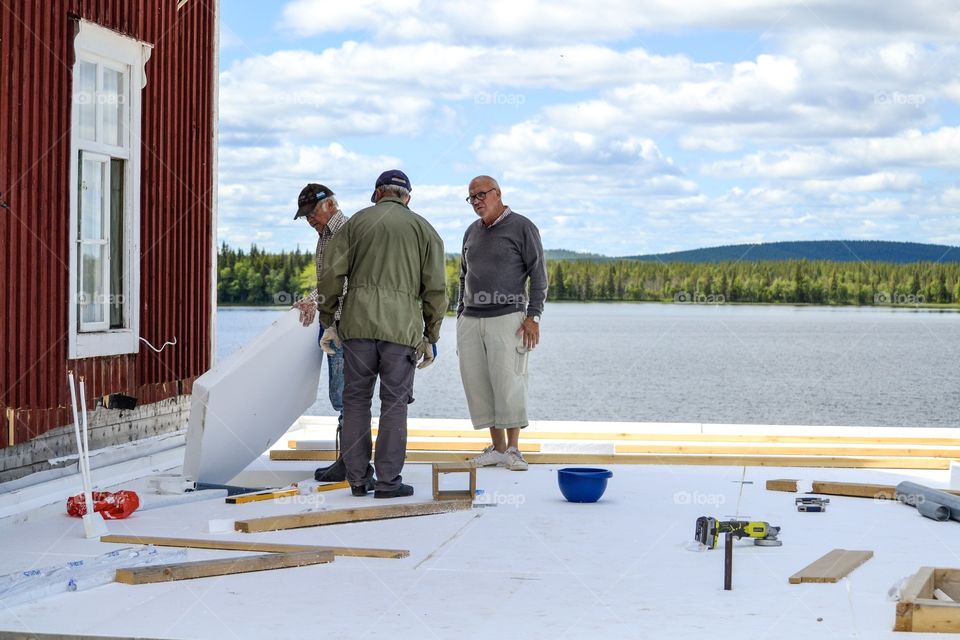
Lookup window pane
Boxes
[79,154,105,241]
[76,61,97,141]
[110,159,125,328]
[80,243,105,326]
[102,67,124,147]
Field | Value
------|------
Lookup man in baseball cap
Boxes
[370,170,412,203]
[295,183,336,219]
[291,182,364,485]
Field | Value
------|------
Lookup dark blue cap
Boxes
[371,170,412,202]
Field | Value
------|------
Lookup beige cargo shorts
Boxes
[456,311,530,429]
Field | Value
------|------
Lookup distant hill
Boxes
[544,249,610,261]
[624,241,960,264]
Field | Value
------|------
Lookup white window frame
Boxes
[68,21,151,359]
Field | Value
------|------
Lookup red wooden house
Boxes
[0,0,217,483]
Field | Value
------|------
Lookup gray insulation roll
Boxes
[896,481,960,523]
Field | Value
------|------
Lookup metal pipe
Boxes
[896,481,960,522]
[918,500,950,522]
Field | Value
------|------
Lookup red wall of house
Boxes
[0,0,215,445]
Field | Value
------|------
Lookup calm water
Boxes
[216,303,960,428]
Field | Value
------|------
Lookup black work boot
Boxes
[314,424,346,482]
[374,483,414,499]
[351,477,376,497]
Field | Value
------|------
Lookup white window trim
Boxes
[68,21,152,359]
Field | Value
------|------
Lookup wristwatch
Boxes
[529,315,540,324]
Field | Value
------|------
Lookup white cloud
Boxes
[279,0,960,44]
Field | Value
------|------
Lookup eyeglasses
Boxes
[466,188,497,204]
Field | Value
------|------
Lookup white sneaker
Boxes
[503,447,528,471]
[469,445,506,468]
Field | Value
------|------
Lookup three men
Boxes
[315,170,447,498]
[458,176,547,471]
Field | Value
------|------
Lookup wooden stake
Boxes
[765,479,799,492]
[115,550,334,584]
[235,499,473,533]
[100,535,409,559]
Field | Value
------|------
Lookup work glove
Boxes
[319,325,341,355]
[415,339,438,369]
[294,299,317,327]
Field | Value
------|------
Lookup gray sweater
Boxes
[457,210,548,318]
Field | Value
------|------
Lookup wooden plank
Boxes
[811,481,897,499]
[99,535,409,559]
[225,488,299,504]
[115,550,334,585]
[269,449,952,469]
[377,429,960,445]
[235,500,473,533]
[766,479,799,492]
[788,549,873,584]
[615,443,960,457]
[909,601,960,632]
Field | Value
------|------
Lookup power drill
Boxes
[694,516,782,548]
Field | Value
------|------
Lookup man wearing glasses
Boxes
[292,183,354,483]
[457,176,547,471]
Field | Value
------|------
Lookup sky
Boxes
[216,0,960,257]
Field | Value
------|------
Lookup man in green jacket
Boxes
[316,170,447,498]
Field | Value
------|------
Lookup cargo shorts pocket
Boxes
[515,346,529,376]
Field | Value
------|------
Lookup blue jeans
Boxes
[319,323,344,427]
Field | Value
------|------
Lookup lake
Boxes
[216,303,960,428]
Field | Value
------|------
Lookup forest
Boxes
[217,244,960,307]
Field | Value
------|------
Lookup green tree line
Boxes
[218,244,960,307]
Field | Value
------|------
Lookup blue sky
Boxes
[217,1,960,256]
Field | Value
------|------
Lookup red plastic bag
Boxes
[66,490,140,520]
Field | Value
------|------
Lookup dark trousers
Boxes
[341,339,416,492]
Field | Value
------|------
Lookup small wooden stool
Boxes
[432,463,476,501]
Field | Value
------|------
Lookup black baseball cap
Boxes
[295,183,335,219]
[370,170,412,203]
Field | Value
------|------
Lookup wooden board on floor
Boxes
[615,443,960,457]
[788,549,873,584]
[100,535,409,559]
[766,479,799,492]
[115,549,334,584]
[269,448,952,469]
[359,429,960,445]
[235,499,473,533]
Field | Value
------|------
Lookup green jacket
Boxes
[316,197,447,347]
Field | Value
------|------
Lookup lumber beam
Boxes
[765,479,799,492]
[99,535,409,559]
[270,449,952,469]
[788,549,873,584]
[115,550,334,584]
[234,500,473,533]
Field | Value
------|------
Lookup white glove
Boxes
[319,325,341,355]
[415,339,437,369]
